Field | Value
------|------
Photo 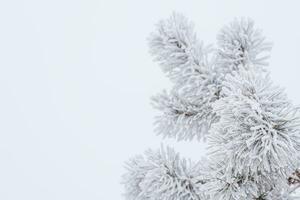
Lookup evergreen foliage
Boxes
[123,13,300,199]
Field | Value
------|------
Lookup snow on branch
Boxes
[151,87,219,141]
[148,12,212,83]
[208,68,300,199]
[122,146,207,200]
[217,18,272,73]
[203,165,261,199]
[123,13,300,200]
[149,13,220,141]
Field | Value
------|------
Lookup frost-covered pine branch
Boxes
[148,12,212,83]
[149,13,220,141]
[151,89,217,141]
[122,146,208,200]
[216,18,272,74]
[207,68,300,199]
[123,13,300,200]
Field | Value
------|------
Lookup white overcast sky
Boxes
[0,0,300,199]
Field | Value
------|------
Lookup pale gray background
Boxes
[0,0,300,199]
